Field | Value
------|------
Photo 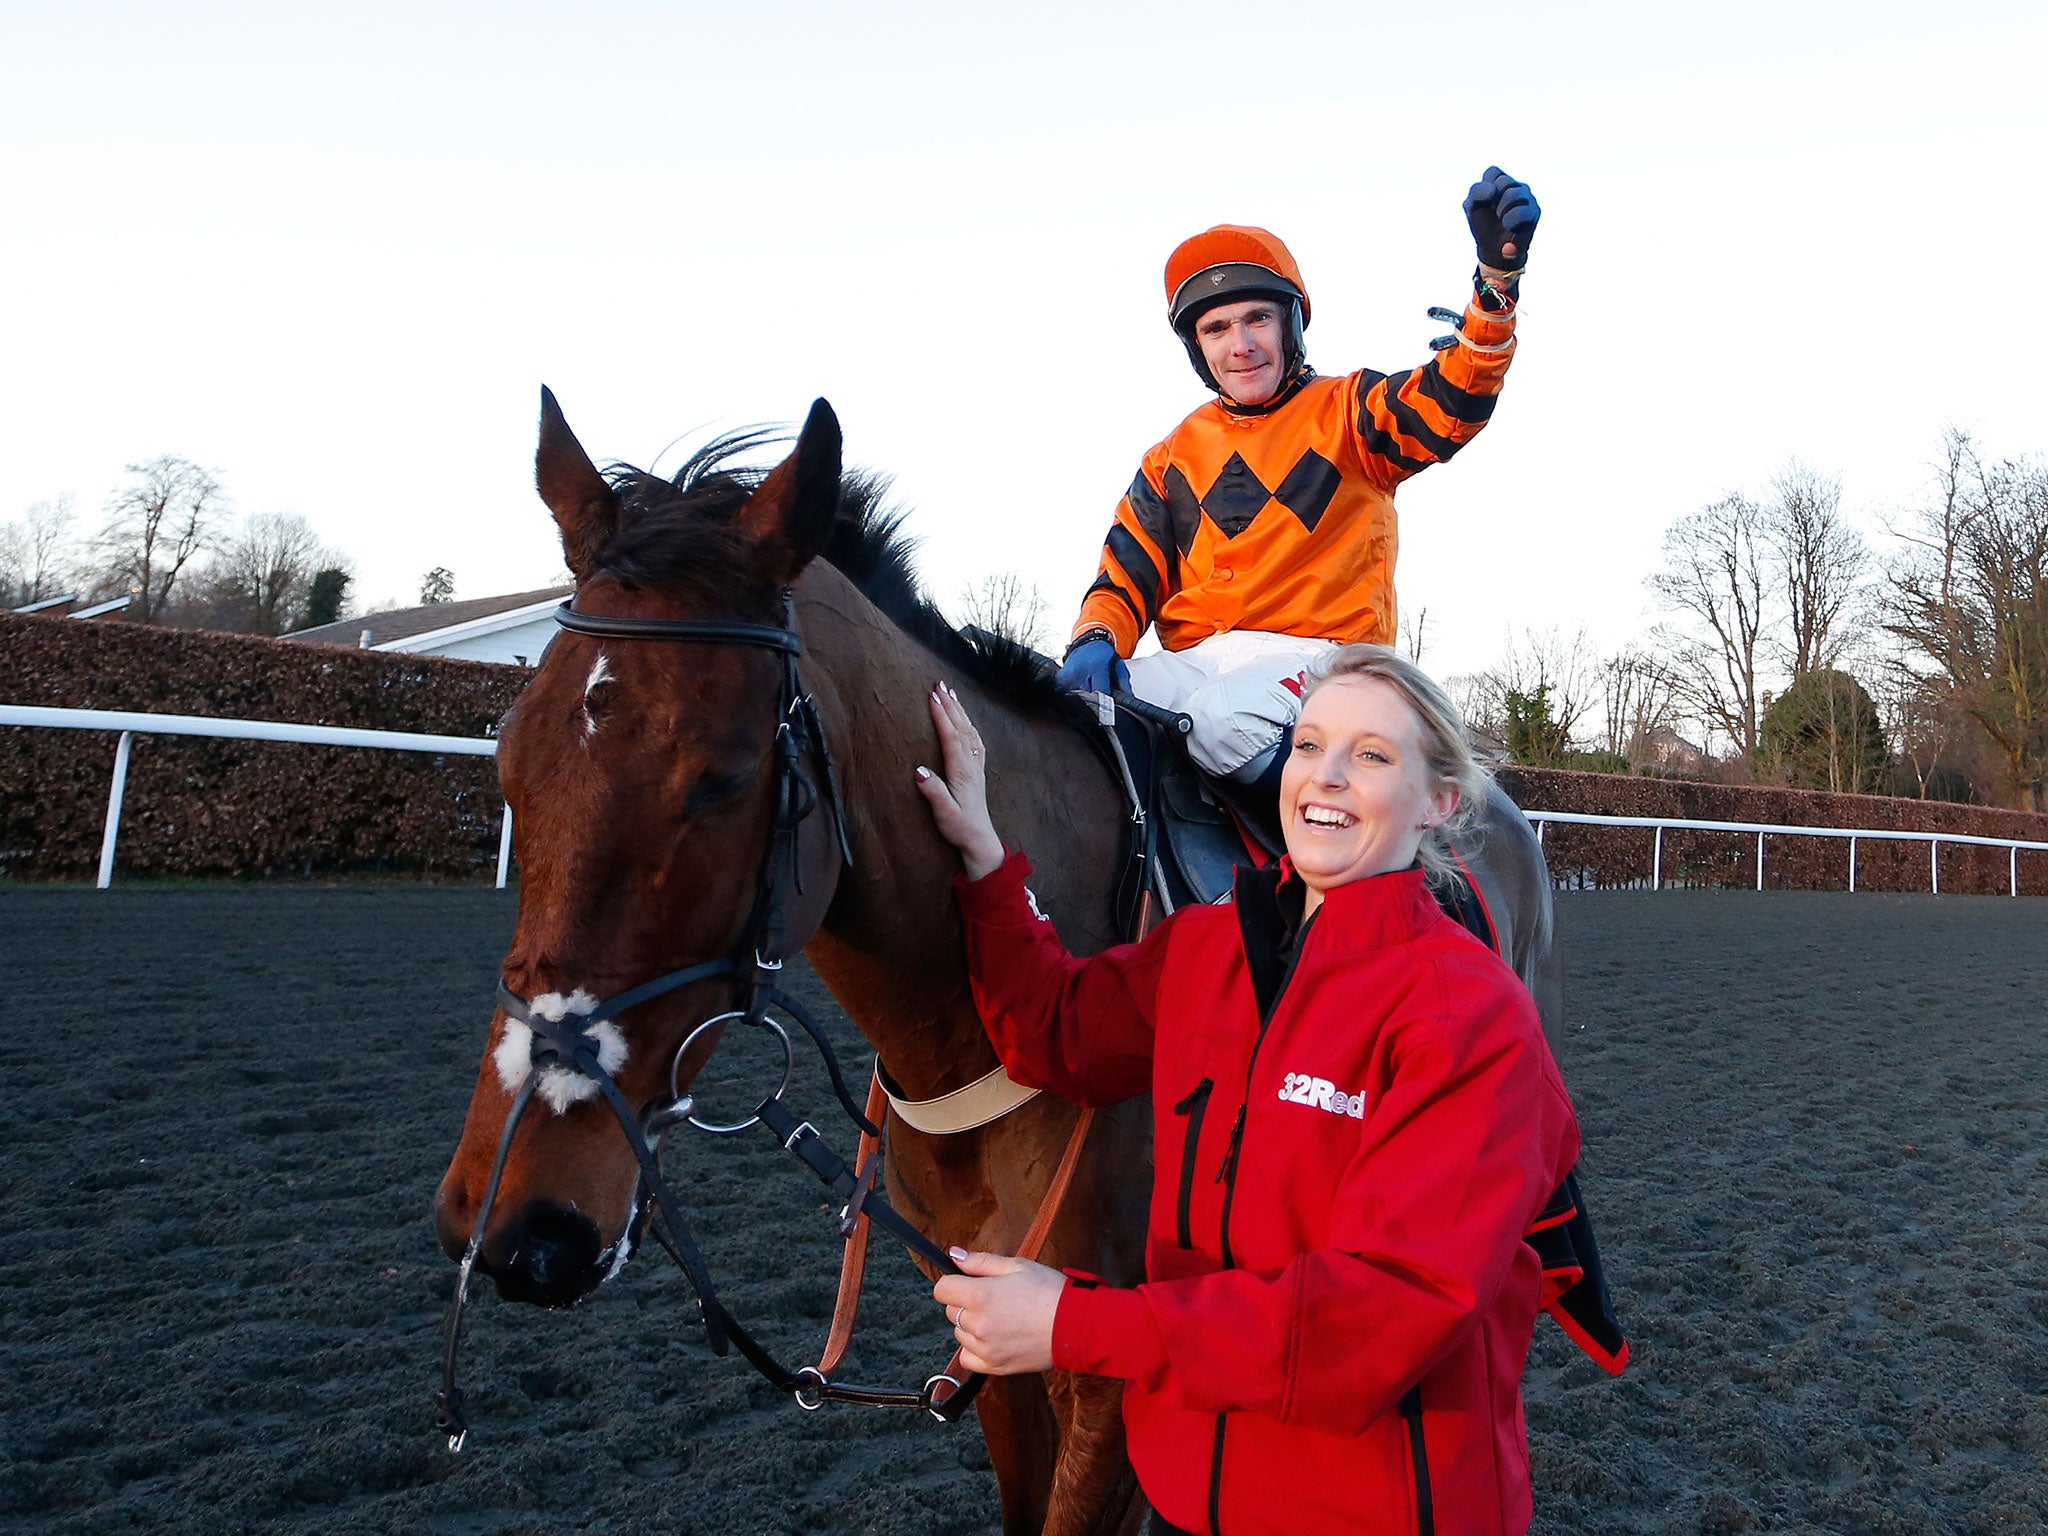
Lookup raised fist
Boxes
[1463,167,1540,270]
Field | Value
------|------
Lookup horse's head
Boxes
[434,388,846,1307]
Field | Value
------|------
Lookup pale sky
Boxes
[4,1,2043,681]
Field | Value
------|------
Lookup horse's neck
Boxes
[794,568,1128,1101]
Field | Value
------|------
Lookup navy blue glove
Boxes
[1056,634,1129,696]
[1463,166,1539,270]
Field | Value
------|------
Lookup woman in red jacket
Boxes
[915,645,1580,1536]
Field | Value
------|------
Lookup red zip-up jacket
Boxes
[955,853,1578,1536]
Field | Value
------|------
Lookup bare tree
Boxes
[1765,460,1867,678]
[1886,430,2048,811]
[1445,672,1505,751]
[1398,606,1431,664]
[1,496,79,606]
[1649,493,1772,759]
[958,570,1050,652]
[95,456,225,622]
[1452,627,1599,766]
[206,511,325,634]
[1489,626,1600,746]
[1599,645,1681,762]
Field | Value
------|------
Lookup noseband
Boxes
[436,592,981,1453]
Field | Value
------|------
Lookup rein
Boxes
[438,592,993,1451]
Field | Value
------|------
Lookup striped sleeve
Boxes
[1072,461,1179,654]
[1350,295,1516,494]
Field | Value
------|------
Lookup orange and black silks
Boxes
[1073,293,1515,655]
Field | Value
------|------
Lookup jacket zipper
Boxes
[1171,1078,1214,1251]
[1207,1414,1228,1536]
[1401,1385,1435,1536]
[1207,927,1313,1533]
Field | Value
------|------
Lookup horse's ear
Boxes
[536,386,620,578]
[733,399,842,580]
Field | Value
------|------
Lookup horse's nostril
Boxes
[494,1204,605,1307]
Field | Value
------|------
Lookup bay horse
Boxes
[434,391,1563,1536]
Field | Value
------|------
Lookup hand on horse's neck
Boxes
[790,573,1127,1101]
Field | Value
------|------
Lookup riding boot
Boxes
[1228,735,1291,855]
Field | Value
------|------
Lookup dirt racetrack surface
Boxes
[2,886,2044,1535]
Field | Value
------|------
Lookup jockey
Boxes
[1055,168,1539,793]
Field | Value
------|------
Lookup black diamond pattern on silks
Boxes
[1163,466,1203,556]
[1198,453,1273,537]
[1273,449,1342,531]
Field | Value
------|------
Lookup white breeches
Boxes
[1126,630,1338,781]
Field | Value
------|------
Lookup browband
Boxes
[553,601,803,655]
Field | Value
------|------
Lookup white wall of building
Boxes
[402,613,557,667]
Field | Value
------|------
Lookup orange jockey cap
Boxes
[1164,224,1312,334]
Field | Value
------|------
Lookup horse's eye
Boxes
[685,773,744,815]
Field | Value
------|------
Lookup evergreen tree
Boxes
[1504,684,1569,767]
[305,566,352,627]
[1758,670,1890,794]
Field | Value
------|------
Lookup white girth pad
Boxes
[494,988,630,1115]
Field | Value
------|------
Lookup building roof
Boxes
[8,593,132,619]
[284,585,572,649]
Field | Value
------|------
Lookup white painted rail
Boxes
[0,704,509,889]
[1524,808,2048,896]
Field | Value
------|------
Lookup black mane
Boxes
[591,431,1077,719]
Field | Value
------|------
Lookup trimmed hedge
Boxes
[0,614,527,880]
[1497,766,2048,895]
[8,613,2048,892]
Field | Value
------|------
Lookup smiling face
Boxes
[1281,676,1460,910]
[1193,297,1288,405]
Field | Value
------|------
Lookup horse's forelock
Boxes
[575,429,1088,724]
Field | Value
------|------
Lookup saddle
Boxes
[1093,694,1628,1377]
[1099,694,1497,939]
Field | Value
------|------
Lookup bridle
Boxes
[436,591,987,1452]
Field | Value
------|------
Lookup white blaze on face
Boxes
[581,653,612,739]
[492,988,630,1114]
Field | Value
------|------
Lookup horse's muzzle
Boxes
[478,1201,609,1309]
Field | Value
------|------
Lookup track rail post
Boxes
[98,731,134,890]
[496,804,514,890]
[1849,835,1858,893]
[1756,830,1765,891]
[2012,844,2019,897]
[1931,838,1939,896]
[1652,825,1662,890]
